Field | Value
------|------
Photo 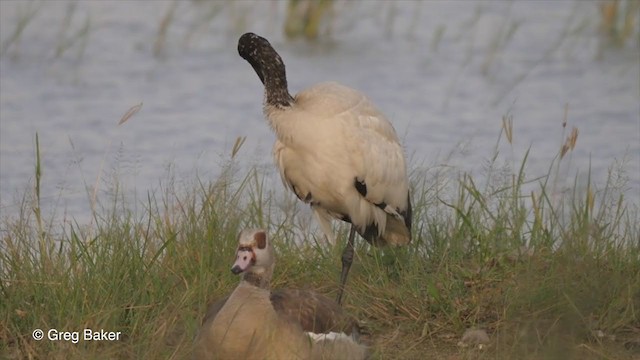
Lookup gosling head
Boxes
[231,229,274,277]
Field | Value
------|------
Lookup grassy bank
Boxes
[1,127,639,360]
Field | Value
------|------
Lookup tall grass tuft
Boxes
[599,0,640,48]
[0,1,43,58]
[53,1,91,61]
[284,0,334,40]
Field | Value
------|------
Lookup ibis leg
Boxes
[336,226,356,305]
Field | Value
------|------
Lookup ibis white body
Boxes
[266,81,411,246]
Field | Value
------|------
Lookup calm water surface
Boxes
[1,1,638,224]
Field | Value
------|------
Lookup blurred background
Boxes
[1,0,638,224]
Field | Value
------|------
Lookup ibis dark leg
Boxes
[336,226,356,305]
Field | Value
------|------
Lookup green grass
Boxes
[1,123,639,360]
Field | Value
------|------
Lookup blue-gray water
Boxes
[1,1,638,224]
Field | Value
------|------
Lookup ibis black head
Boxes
[238,33,275,85]
[237,33,293,107]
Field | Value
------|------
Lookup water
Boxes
[1,1,638,224]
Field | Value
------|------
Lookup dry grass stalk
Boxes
[118,102,143,125]
[560,127,579,159]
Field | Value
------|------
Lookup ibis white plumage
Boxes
[237,33,412,305]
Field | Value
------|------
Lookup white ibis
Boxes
[237,33,411,305]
